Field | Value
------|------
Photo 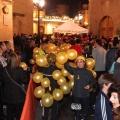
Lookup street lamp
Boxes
[75,13,83,26]
[33,0,45,46]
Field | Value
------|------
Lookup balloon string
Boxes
[43,74,52,76]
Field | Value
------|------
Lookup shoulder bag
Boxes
[5,67,26,94]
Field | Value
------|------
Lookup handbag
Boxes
[71,103,81,110]
[5,67,26,94]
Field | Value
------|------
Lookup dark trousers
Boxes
[7,103,24,120]
[42,100,59,120]
[0,103,2,119]
[89,71,106,109]
[0,82,3,119]
[73,96,89,120]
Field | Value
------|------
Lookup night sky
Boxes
[45,0,89,17]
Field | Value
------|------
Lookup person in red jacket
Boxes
[69,39,83,55]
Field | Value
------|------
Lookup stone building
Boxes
[0,0,13,44]
[0,0,33,47]
[89,0,120,38]
[13,0,33,36]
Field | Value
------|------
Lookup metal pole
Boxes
[38,7,40,46]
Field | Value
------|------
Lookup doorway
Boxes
[99,16,113,38]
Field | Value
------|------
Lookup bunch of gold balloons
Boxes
[85,58,97,92]
[33,68,74,107]
[85,58,96,78]
[32,46,81,107]
[32,45,98,107]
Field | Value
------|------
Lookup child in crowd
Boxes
[64,55,96,120]
[94,74,116,120]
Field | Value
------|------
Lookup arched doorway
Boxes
[99,16,113,38]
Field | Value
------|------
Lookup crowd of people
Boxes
[0,33,120,120]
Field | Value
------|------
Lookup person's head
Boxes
[109,83,120,108]
[113,38,120,48]
[98,74,116,94]
[30,40,36,47]
[46,53,56,66]
[40,42,46,51]
[4,41,12,51]
[15,51,22,64]
[0,47,3,56]
[76,39,82,44]
[75,55,86,68]
[94,39,102,47]
[7,52,19,69]
[70,40,75,45]
[115,49,120,61]
[0,41,7,52]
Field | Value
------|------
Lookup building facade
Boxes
[13,0,33,36]
[89,0,120,38]
[0,0,13,44]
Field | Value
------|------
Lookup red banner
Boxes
[20,79,36,120]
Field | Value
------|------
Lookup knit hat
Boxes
[76,55,86,62]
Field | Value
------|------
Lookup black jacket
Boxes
[38,65,59,93]
[64,62,96,98]
[113,62,120,82]
[1,66,29,104]
[106,47,118,71]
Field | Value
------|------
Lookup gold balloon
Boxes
[61,69,69,77]
[57,76,66,86]
[69,80,74,88]
[56,52,68,64]
[60,46,65,52]
[65,44,71,51]
[56,47,60,53]
[45,48,49,54]
[47,43,56,51]
[69,62,77,68]
[29,59,35,64]
[52,70,62,80]
[68,74,74,81]
[33,47,41,54]
[60,83,71,94]
[86,58,95,69]
[34,86,45,98]
[41,93,54,107]
[55,62,64,69]
[36,55,48,67]
[33,72,43,83]
[88,69,97,78]
[51,50,57,54]
[19,62,27,69]
[66,49,78,60]
[41,77,50,88]
[53,89,63,101]
[33,53,39,59]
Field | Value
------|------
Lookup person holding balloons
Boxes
[64,55,96,120]
[38,53,60,120]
